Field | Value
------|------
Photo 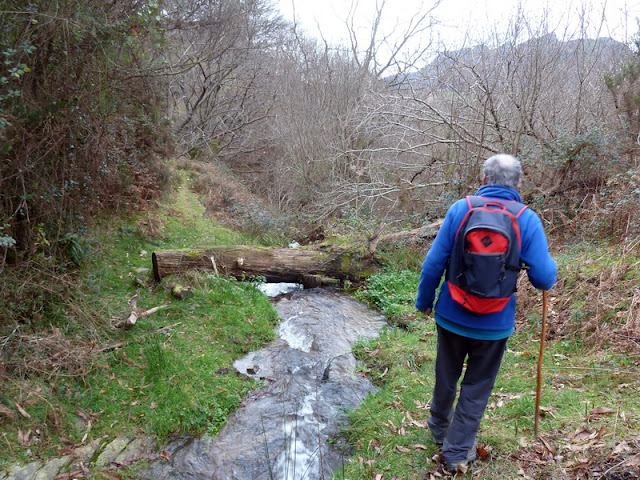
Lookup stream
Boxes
[142,285,387,480]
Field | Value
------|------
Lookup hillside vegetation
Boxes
[1,1,640,479]
[0,161,638,479]
[345,248,640,479]
[0,165,281,470]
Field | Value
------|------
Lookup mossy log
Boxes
[151,245,381,284]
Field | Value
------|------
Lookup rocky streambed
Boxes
[1,287,386,480]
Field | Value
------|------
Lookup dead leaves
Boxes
[477,444,491,460]
[395,443,429,454]
[569,425,605,443]
[612,440,634,455]
[515,428,640,480]
[487,392,522,410]
[622,453,640,467]
[367,343,381,357]
[588,406,617,419]
[384,419,407,436]
[15,402,31,419]
[0,402,17,421]
[17,429,35,446]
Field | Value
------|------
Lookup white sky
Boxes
[276,0,639,55]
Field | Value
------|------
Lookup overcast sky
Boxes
[276,0,639,53]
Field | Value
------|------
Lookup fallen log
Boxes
[152,245,381,283]
[376,219,443,249]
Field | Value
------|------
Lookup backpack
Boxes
[446,196,528,314]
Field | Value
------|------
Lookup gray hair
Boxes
[482,154,522,189]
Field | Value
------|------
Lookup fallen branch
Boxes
[139,305,169,318]
[376,219,443,249]
[368,223,387,256]
[99,322,183,353]
[114,305,169,328]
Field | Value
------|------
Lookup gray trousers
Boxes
[428,325,508,464]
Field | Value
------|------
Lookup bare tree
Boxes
[164,0,285,160]
[162,0,637,234]
[344,0,442,82]
[307,6,633,224]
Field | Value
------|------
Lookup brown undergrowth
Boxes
[0,262,106,384]
[0,327,96,379]
[515,238,640,353]
[180,158,283,231]
[178,158,325,244]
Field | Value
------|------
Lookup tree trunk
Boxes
[376,219,443,249]
[152,245,381,284]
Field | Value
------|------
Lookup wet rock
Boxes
[72,438,104,463]
[141,436,215,480]
[5,461,41,480]
[95,436,133,468]
[201,290,386,479]
[322,354,357,382]
[34,456,71,480]
[114,435,157,464]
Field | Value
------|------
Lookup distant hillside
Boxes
[395,33,631,88]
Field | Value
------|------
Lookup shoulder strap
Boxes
[505,201,528,218]
[469,195,528,217]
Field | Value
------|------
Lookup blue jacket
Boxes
[415,184,557,338]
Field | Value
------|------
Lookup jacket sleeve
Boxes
[415,202,461,312]
[520,210,557,291]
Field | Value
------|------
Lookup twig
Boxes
[548,366,639,375]
[602,453,640,477]
[613,405,620,443]
[210,256,219,276]
[116,304,168,328]
[139,305,169,318]
[367,222,387,256]
[99,322,182,352]
[155,322,182,333]
[1,432,14,456]
[615,334,640,341]
[99,342,126,353]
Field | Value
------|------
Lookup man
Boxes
[415,154,557,472]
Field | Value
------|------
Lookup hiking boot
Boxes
[444,444,477,473]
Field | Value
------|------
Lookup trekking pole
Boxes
[534,290,549,437]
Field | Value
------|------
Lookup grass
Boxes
[2,168,639,479]
[0,175,279,469]
[337,243,640,479]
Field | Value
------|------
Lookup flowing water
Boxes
[143,286,387,480]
